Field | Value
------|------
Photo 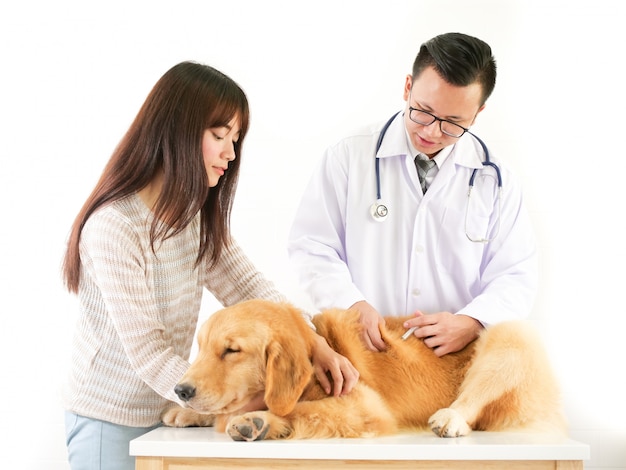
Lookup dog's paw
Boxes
[428,408,471,438]
[227,412,271,441]
[161,406,215,428]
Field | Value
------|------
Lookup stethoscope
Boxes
[370,112,502,243]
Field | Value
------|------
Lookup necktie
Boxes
[415,156,436,193]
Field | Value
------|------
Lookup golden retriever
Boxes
[162,299,565,441]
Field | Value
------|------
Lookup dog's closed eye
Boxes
[221,347,241,359]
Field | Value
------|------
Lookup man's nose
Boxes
[422,119,443,137]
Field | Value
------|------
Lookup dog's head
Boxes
[174,299,316,417]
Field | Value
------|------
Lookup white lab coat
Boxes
[288,113,537,325]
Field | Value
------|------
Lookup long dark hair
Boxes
[63,61,249,293]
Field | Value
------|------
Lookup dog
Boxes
[162,299,565,441]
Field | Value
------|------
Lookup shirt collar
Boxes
[405,128,454,169]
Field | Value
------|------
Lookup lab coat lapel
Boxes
[422,134,484,199]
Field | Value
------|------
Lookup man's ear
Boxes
[403,74,413,101]
[471,104,486,126]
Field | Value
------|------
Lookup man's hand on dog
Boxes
[403,311,483,356]
[352,300,483,356]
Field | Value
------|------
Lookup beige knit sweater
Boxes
[63,193,296,427]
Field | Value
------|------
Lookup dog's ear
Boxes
[264,335,313,416]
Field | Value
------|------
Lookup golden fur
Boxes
[162,299,565,441]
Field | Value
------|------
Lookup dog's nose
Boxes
[174,383,196,402]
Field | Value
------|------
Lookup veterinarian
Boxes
[61,62,358,470]
[288,33,537,357]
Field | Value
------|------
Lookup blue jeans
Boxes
[65,412,159,470]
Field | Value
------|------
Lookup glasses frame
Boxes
[407,106,470,138]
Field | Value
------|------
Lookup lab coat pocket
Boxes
[436,205,489,274]
[435,178,495,274]
[463,172,500,242]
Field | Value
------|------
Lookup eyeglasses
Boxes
[408,107,470,138]
[407,90,471,138]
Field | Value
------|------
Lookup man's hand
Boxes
[350,300,387,352]
[403,311,483,356]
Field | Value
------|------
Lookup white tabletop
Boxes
[130,427,590,461]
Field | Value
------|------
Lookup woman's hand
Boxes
[311,335,359,396]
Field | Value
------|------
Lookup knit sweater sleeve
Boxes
[204,238,314,327]
[80,207,192,404]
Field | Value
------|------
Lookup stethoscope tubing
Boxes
[467,131,502,189]
[373,112,503,242]
[375,113,502,191]
[374,112,398,200]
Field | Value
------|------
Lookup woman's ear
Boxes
[264,336,313,416]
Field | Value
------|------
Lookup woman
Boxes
[62,61,358,470]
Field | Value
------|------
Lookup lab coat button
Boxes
[412,288,421,296]
[415,244,424,254]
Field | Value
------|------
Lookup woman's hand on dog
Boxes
[311,335,360,396]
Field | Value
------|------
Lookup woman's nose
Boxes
[224,143,236,161]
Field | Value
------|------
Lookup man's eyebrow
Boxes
[414,101,466,122]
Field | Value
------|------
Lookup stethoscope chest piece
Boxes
[370,200,388,222]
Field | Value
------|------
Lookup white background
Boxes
[1,1,624,468]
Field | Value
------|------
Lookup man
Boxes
[288,32,537,356]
